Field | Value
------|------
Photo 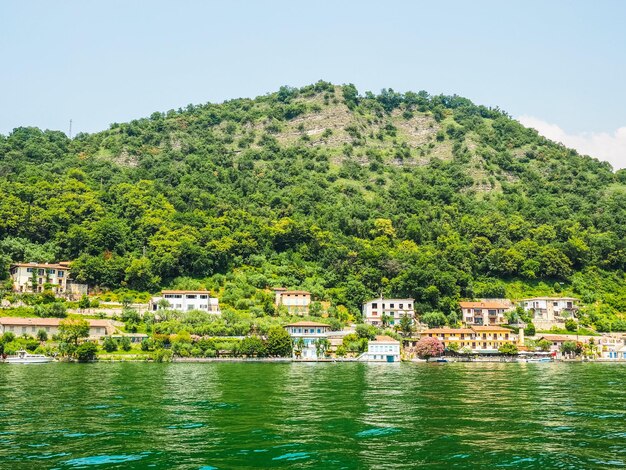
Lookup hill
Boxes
[0,81,625,330]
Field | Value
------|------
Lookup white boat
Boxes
[4,350,54,364]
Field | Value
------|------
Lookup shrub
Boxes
[75,342,98,362]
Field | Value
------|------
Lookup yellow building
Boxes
[422,326,514,353]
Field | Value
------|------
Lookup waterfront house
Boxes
[519,297,579,329]
[273,288,311,315]
[149,290,221,314]
[422,325,514,354]
[10,262,70,294]
[362,298,414,327]
[598,335,626,360]
[326,328,355,352]
[0,317,116,340]
[359,335,401,362]
[284,321,331,359]
[459,300,513,326]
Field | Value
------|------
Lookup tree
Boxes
[398,315,413,337]
[78,295,90,310]
[266,327,292,357]
[36,329,48,342]
[59,318,90,345]
[415,337,444,359]
[309,301,322,317]
[498,343,518,356]
[102,336,118,352]
[239,336,266,357]
[446,341,460,353]
[314,338,331,358]
[537,339,551,352]
[75,341,98,362]
[565,319,578,332]
[119,336,132,351]
[355,324,376,340]
[525,322,536,336]
[293,337,305,358]
[560,341,579,356]
[421,311,447,328]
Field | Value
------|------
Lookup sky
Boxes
[1,0,625,169]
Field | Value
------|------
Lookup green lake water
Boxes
[0,362,625,469]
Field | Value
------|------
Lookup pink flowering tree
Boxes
[415,337,444,359]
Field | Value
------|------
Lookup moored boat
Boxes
[3,350,54,364]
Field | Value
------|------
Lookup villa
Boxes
[519,297,579,329]
[149,290,221,314]
[459,299,513,326]
[10,262,71,294]
[359,335,401,362]
[422,325,515,353]
[0,317,116,340]
[362,298,414,327]
[284,321,331,360]
[274,288,311,315]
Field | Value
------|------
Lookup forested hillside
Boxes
[1,81,625,330]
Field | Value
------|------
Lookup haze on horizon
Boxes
[1,0,625,169]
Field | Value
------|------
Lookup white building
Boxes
[284,321,331,360]
[460,300,514,326]
[274,288,311,315]
[0,317,116,340]
[359,335,401,362]
[520,297,579,327]
[362,298,414,327]
[10,262,70,294]
[149,290,221,314]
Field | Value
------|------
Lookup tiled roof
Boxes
[459,301,510,309]
[423,328,475,334]
[12,263,68,270]
[471,326,512,332]
[373,335,400,343]
[284,321,329,327]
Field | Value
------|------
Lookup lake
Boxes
[0,362,625,469]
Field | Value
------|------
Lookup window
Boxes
[390,303,395,308]
[50,269,55,274]
[200,295,208,299]
[408,303,412,309]
[58,271,64,278]
[372,303,378,309]
[553,302,558,306]
[399,304,403,309]
[27,267,33,272]
[186,295,197,299]
[38,269,44,275]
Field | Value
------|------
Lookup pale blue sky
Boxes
[1,1,625,167]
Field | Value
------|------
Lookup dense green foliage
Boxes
[1,82,625,329]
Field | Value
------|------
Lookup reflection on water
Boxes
[0,362,625,469]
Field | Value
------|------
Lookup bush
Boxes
[119,336,132,351]
[152,348,173,362]
[415,337,444,359]
[266,327,292,357]
[525,322,536,336]
[102,336,118,352]
[75,342,98,362]
[565,319,578,332]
